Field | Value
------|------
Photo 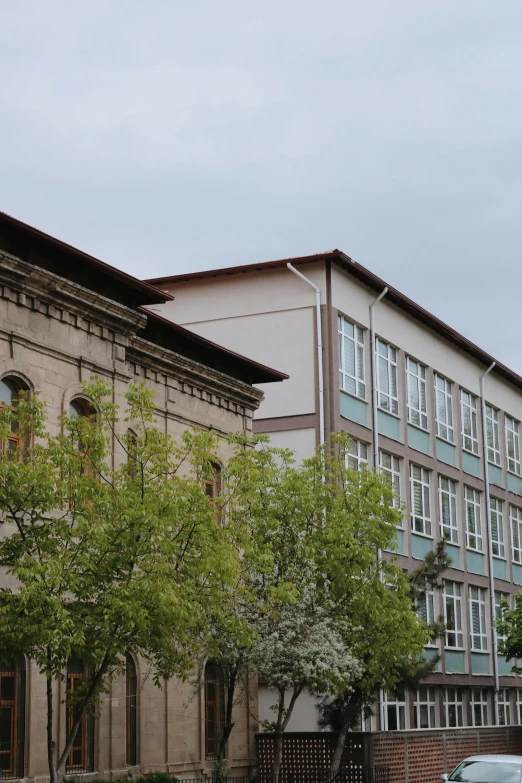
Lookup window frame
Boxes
[460,390,479,455]
[376,339,399,416]
[444,687,464,728]
[383,688,406,731]
[346,439,369,472]
[204,660,225,760]
[505,415,521,475]
[438,475,458,544]
[434,373,454,443]
[125,653,138,767]
[379,451,401,513]
[498,688,512,726]
[406,357,428,431]
[338,316,365,400]
[469,586,488,652]
[471,688,489,727]
[0,376,29,459]
[414,687,436,729]
[416,590,437,647]
[511,505,522,564]
[465,486,482,552]
[410,464,432,537]
[490,497,505,559]
[443,581,463,649]
[485,404,501,466]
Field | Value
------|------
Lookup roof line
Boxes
[138,306,289,382]
[145,250,522,394]
[0,211,173,304]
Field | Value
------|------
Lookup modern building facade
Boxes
[146,250,522,734]
[0,212,287,781]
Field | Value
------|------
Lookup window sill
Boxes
[378,407,400,420]
[466,547,484,555]
[493,554,507,562]
[340,388,367,404]
[444,647,465,652]
[462,447,480,458]
[488,460,502,468]
[407,421,430,434]
[507,469,522,478]
[410,530,434,540]
[471,649,489,655]
[441,536,459,547]
[436,435,455,446]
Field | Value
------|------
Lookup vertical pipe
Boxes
[480,361,499,723]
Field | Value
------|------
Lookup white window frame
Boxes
[470,585,488,652]
[444,581,463,649]
[490,497,505,559]
[444,687,464,728]
[338,317,365,399]
[410,464,432,537]
[406,357,428,430]
[471,688,489,727]
[435,374,454,443]
[417,590,437,647]
[414,687,436,729]
[485,404,501,466]
[461,390,479,455]
[498,689,511,726]
[376,339,398,415]
[495,591,509,645]
[511,505,522,564]
[439,476,458,544]
[506,415,521,475]
[346,439,368,472]
[517,691,522,725]
[380,451,401,513]
[465,486,482,552]
[383,688,406,730]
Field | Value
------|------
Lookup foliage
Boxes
[496,593,522,670]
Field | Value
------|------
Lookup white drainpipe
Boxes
[480,361,499,724]
[287,263,325,448]
[369,286,388,731]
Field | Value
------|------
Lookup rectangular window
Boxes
[506,416,521,475]
[498,689,511,726]
[380,451,401,511]
[417,591,436,647]
[435,374,454,442]
[471,688,489,727]
[439,476,458,544]
[470,586,488,651]
[461,390,479,455]
[486,405,501,465]
[465,486,482,552]
[376,339,398,415]
[444,581,463,649]
[383,688,406,730]
[410,465,431,536]
[414,687,436,729]
[490,498,505,558]
[406,358,428,430]
[517,691,522,725]
[511,505,522,564]
[338,317,365,398]
[346,439,368,472]
[444,688,464,728]
[495,591,509,645]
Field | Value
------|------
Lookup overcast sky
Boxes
[1,1,521,369]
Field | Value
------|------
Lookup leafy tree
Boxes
[495,594,522,668]
[0,379,242,783]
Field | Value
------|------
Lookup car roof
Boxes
[462,755,522,763]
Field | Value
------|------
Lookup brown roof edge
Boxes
[145,249,522,394]
[137,306,289,384]
[0,211,173,305]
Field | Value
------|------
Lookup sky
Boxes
[1,1,522,370]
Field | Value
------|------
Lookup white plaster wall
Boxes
[263,428,317,462]
[258,686,321,732]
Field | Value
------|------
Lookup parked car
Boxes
[442,755,522,783]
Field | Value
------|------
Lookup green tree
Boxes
[0,379,242,783]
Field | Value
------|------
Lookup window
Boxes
[414,687,436,728]
[438,476,458,544]
[406,358,428,430]
[444,687,464,727]
[68,398,96,469]
[443,581,463,648]
[498,689,511,726]
[469,586,488,651]
[205,660,225,759]
[495,592,509,645]
[471,688,489,726]
[410,465,431,536]
[204,464,222,504]
[465,486,482,551]
[126,653,138,767]
[517,691,522,725]
[380,452,401,510]
[461,390,479,455]
[506,416,521,475]
[0,376,28,458]
[434,374,454,442]
[383,688,406,730]
[490,498,505,558]
[66,660,94,773]
[417,591,436,646]
[511,506,522,564]
[0,659,25,780]
[338,317,365,398]
[346,440,368,472]
[376,339,398,415]
[485,405,501,465]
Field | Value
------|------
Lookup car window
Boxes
[450,761,522,783]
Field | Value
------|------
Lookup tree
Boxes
[495,594,522,668]
[0,379,242,783]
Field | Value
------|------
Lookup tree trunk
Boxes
[329,706,351,778]
[46,656,58,783]
[272,683,304,781]
[217,666,237,765]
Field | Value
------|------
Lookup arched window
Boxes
[0,376,28,458]
[68,398,96,472]
[125,653,138,766]
[204,464,222,504]
[204,660,225,760]
[0,658,26,779]
[66,660,94,773]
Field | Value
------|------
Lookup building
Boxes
[0,211,286,781]
[146,249,522,733]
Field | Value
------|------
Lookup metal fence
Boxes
[179,772,388,783]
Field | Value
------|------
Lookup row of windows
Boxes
[348,442,522,560]
[339,317,521,472]
[382,686,520,731]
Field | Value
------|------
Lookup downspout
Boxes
[480,361,499,724]
[287,263,325,448]
[369,286,388,731]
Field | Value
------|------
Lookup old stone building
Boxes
[0,211,287,781]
